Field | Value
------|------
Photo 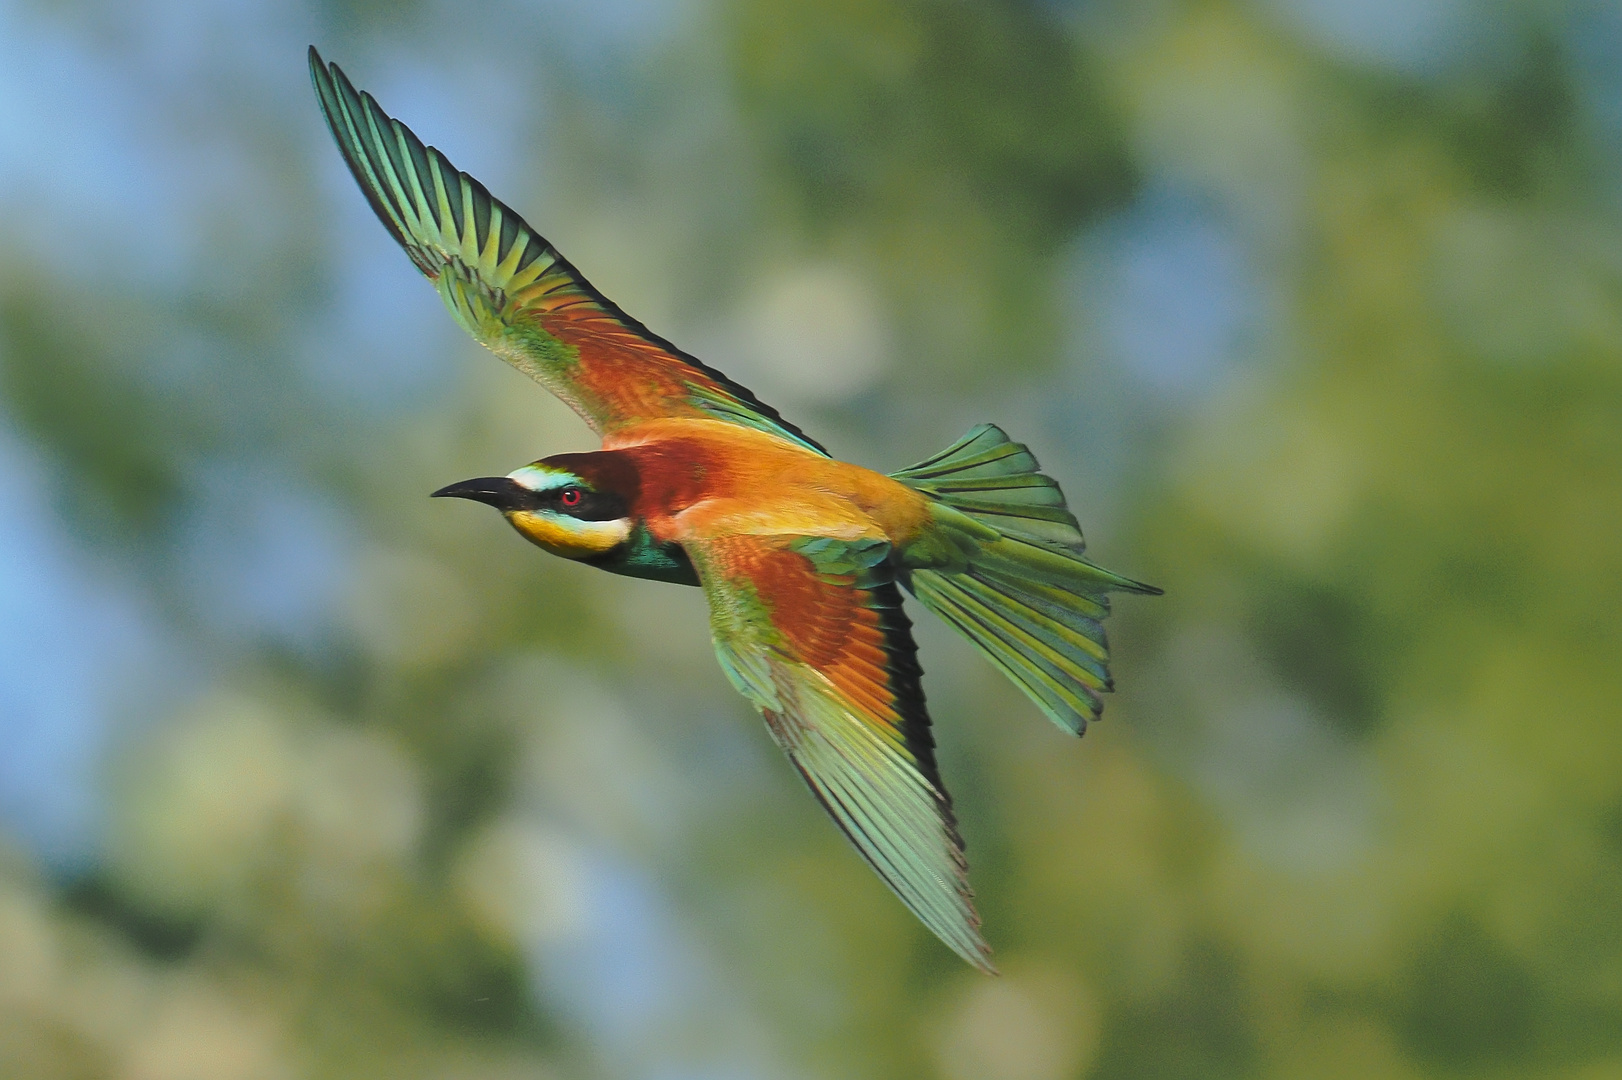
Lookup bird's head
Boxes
[432,457,633,561]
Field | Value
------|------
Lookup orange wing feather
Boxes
[684,531,992,971]
[309,49,825,454]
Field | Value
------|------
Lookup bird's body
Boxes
[310,49,1159,972]
[590,418,930,557]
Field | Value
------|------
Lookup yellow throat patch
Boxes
[506,510,630,560]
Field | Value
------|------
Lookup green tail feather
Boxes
[892,424,1160,736]
[891,423,1088,550]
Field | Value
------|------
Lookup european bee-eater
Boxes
[310,48,1159,972]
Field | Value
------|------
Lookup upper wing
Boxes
[308,48,825,455]
[685,531,992,971]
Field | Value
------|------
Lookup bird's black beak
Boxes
[431,476,528,511]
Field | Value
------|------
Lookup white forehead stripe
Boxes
[508,464,574,492]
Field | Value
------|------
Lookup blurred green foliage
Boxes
[1,0,1619,1078]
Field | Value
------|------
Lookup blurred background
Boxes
[1,0,1619,1076]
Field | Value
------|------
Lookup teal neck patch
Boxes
[585,522,699,586]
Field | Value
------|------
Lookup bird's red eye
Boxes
[559,487,583,508]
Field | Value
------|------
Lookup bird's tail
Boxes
[890,424,1160,736]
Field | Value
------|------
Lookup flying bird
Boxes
[309,48,1159,972]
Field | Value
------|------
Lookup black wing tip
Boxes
[308,46,343,99]
[306,49,485,219]
[306,47,425,261]
[306,46,357,153]
[306,49,527,268]
[307,46,333,107]
[308,47,358,97]
[308,49,359,135]
[965,936,999,975]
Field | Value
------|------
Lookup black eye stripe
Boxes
[508,479,628,521]
[551,488,627,522]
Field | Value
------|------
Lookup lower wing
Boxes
[684,531,992,971]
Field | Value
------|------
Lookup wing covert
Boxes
[308,48,825,454]
[686,531,992,971]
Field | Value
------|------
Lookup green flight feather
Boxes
[690,534,992,972]
[309,49,557,344]
[308,48,828,455]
